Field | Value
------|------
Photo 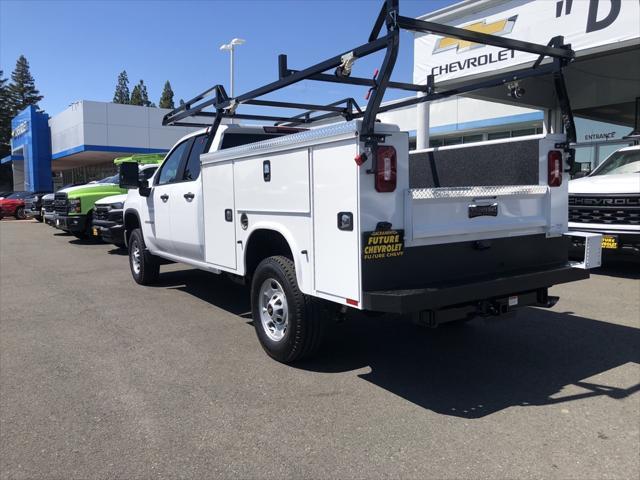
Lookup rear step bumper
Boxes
[362,265,589,314]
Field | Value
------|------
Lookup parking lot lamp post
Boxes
[219,38,245,98]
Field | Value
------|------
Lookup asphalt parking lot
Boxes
[1,220,638,479]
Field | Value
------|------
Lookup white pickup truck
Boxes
[119,0,600,362]
[569,144,640,257]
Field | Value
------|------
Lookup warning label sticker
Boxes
[363,230,404,260]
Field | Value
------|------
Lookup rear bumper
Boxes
[362,264,589,314]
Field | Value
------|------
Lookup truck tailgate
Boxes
[405,185,550,246]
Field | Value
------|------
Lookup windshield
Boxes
[96,174,119,184]
[6,191,31,199]
[592,149,640,176]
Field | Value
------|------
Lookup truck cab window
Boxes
[141,166,158,180]
[156,139,192,185]
[183,135,207,181]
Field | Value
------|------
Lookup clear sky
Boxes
[0,0,456,117]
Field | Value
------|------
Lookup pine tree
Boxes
[130,80,152,107]
[8,55,43,115]
[139,80,151,107]
[159,81,175,109]
[130,83,143,106]
[0,70,12,159]
[113,70,130,104]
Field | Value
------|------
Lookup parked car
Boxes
[0,191,33,219]
[42,193,56,226]
[24,191,53,222]
[569,144,640,257]
[91,163,159,247]
[0,191,12,200]
[54,154,165,239]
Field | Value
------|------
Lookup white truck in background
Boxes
[569,144,640,257]
[119,0,601,363]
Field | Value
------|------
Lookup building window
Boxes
[488,131,511,140]
[429,138,443,148]
[512,128,537,137]
[463,134,483,144]
[443,136,462,146]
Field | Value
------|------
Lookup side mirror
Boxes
[119,162,139,188]
[139,179,151,197]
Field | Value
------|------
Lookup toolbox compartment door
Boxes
[312,140,360,302]
[203,160,237,270]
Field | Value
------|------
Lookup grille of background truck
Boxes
[24,198,37,211]
[54,193,68,214]
[569,195,640,225]
[43,198,55,213]
[94,206,109,221]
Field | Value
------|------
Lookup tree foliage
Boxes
[130,83,142,106]
[159,81,175,109]
[8,55,43,115]
[113,70,130,104]
[0,70,11,158]
[130,80,153,107]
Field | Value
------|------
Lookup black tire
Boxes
[251,255,324,363]
[14,206,26,220]
[128,228,159,285]
[114,241,126,249]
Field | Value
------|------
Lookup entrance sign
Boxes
[414,0,640,84]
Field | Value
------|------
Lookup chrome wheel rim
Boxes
[131,240,141,275]
[259,278,289,342]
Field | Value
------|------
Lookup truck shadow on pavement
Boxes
[590,259,640,280]
[153,268,640,419]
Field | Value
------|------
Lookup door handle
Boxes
[184,192,195,201]
[160,194,169,202]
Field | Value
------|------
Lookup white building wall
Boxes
[378,96,540,133]
[49,101,201,157]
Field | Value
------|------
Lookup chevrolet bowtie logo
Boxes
[433,16,518,54]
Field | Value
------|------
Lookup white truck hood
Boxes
[95,193,127,206]
[569,173,640,194]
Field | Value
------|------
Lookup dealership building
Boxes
[2,102,199,192]
[3,0,639,192]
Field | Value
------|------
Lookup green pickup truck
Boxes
[54,154,164,239]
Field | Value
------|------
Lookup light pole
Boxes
[219,38,245,97]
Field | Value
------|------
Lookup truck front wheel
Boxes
[128,228,159,285]
[251,256,324,363]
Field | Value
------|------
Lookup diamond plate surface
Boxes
[410,185,548,200]
[202,121,360,163]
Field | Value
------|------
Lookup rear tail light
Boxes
[548,150,562,187]
[375,146,397,192]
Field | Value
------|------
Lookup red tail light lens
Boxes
[548,150,562,187]
[375,146,397,192]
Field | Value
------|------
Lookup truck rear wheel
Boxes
[128,228,159,285]
[251,256,324,363]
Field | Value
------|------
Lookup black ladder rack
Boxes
[163,0,576,157]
